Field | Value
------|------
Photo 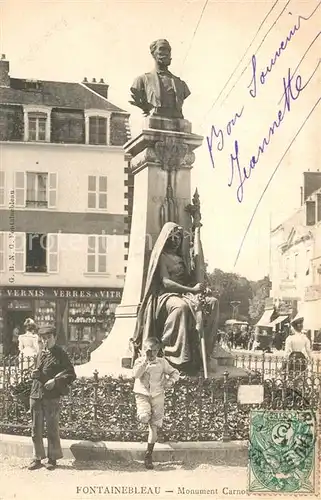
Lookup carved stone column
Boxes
[76,120,203,377]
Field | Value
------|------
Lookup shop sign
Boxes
[7,299,33,310]
[305,285,321,301]
[0,287,123,301]
[265,297,274,309]
[278,299,297,315]
[280,281,296,291]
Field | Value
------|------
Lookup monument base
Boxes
[75,339,249,380]
[207,345,249,379]
[75,315,137,379]
[144,116,192,133]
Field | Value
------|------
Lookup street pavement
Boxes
[1,455,249,500]
[1,455,319,500]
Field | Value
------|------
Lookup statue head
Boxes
[165,225,184,252]
[150,39,172,70]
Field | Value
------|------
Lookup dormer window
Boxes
[89,116,107,145]
[85,109,110,146]
[23,105,51,142]
[28,113,46,141]
[24,80,43,91]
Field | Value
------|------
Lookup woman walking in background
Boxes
[284,315,311,374]
[18,318,39,370]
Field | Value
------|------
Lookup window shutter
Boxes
[48,173,57,208]
[89,117,96,144]
[98,235,107,272]
[14,233,25,272]
[88,175,97,208]
[99,176,107,209]
[14,172,25,207]
[47,233,59,272]
[0,171,5,206]
[87,235,96,272]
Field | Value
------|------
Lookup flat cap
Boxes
[38,325,55,336]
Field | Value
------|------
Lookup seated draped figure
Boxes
[131,222,219,374]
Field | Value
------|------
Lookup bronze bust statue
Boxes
[129,39,191,119]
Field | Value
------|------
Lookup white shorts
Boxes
[135,393,165,427]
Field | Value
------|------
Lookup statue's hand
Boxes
[193,211,202,228]
[192,282,206,294]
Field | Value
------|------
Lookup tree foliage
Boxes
[206,268,252,325]
[248,276,272,323]
[206,268,271,326]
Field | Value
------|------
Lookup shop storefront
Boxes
[303,286,321,350]
[0,287,122,356]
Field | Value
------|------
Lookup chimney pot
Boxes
[0,54,10,87]
[83,77,88,82]
[83,77,109,98]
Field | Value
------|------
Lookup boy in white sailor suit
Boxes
[132,337,179,469]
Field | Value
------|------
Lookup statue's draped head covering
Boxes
[150,39,171,57]
[143,222,187,300]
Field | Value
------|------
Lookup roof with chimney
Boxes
[0,55,128,114]
[0,78,127,113]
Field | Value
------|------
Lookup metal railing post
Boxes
[93,369,99,423]
[222,371,231,442]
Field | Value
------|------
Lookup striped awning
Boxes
[256,310,273,327]
[268,315,289,327]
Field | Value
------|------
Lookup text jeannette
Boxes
[230,65,313,203]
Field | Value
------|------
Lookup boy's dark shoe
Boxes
[28,459,42,470]
[45,459,57,470]
[144,452,154,470]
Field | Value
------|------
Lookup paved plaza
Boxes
[1,454,319,500]
[1,455,248,500]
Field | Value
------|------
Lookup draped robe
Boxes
[131,223,219,372]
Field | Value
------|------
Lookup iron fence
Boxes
[0,352,320,442]
[233,351,321,379]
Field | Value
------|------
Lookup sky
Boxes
[1,0,320,280]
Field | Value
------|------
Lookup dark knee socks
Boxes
[146,443,155,455]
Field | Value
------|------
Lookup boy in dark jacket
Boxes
[28,325,76,471]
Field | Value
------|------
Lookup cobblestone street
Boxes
[1,454,250,500]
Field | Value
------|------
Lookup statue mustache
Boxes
[158,55,171,62]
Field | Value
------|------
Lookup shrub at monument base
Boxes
[1,372,281,442]
[6,376,313,442]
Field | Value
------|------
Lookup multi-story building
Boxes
[270,172,321,349]
[0,54,132,355]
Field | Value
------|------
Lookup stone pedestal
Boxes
[76,120,203,378]
[207,345,249,379]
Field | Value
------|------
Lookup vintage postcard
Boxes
[0,0,320,499]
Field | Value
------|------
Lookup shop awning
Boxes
[255,310,273,327]
[268,315,289,327]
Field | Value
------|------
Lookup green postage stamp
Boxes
[248,410,318,494]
